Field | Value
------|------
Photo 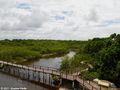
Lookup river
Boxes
[0,51,76,90]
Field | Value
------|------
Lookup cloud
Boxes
[0,0,120,40]
[0,2,48,31]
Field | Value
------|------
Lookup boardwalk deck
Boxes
[0,61,100,90]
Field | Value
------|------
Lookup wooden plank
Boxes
[0,61,100,90]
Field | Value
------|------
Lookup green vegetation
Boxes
[52,74,60,86]
[60,33,120,87]
[1,34,120,87]
[0,39,85,63]
[82,33,120,87]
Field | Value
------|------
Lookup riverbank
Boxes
[0,40,84,64]
[0,51,76,90]
[17,51,69,64]
[0,51,68,64]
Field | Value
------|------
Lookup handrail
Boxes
[0,61,100,90]
[29,64,59,71]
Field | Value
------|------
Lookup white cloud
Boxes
[0,0,120,40]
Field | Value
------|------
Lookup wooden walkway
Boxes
[0,61,100,90]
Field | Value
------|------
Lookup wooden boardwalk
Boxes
[0,61,100,90]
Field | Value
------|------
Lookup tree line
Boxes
[0,39,85,63]
[61,33,120,87]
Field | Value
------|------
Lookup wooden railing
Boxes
[0,61,100,90]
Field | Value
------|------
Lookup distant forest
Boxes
[0,39,85,63]
[0,33,120,87]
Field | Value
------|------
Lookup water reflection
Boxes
[27,51,76,90]
[0,51,76,90]
[0,72,49,90]
[27,51,76,69]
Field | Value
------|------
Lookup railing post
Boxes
[52,70,53,74]
[23,68,25,79]
[92,86,93,90]
[33,70,34,80]
[40,66,41,69]
[60,76,62,85]
[83,78,85,90]
[100,85,101,90]
[49,73,50,85]
[43,69,44,83]
[44,73,46,83]
[66,70,67,79]
[28,67,29,80]
[72,81,75,88]
[39,71,41,82]
[18,68,20,77]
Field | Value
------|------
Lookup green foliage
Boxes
[60,56,71,70]
[52,74,60,86]
[0,40,86,63]
[82,33,120,87]
[83,38,106,55]
[110,33,116,39]
[115,34,120,44]
[1,34,120,87]
[60,33,120,87]
[97,45,120,85]
[82,71,100,80]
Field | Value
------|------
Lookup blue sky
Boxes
[16,2,31,10]
[96,19,120,27]
[0,0,120,40]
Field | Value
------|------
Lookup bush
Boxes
[60,56,71,70]
[83,71,100,80]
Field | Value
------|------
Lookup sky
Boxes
[0,0,120,40]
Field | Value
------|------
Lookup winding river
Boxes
[0,51,76,90]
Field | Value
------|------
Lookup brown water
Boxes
[0,51,76,90]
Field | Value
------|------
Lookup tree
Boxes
[60,56,70,70]
[115,34,120,44]
[110,33,116,39]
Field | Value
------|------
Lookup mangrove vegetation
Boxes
[0,39,85,63]
[0,33,120,87]
[60,33,120,87]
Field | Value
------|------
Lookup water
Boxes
[0,73,49,90]
[25,51,76,90]
[0,51,76,90]
[25,51,76,69]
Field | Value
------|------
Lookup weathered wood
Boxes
[0,61,100,90]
